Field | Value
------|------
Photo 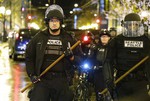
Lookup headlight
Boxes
[81,63,91,70]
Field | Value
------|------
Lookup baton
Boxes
[21,40,81,93]
[101,56,149,94]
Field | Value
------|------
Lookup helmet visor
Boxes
[122,21,144,37]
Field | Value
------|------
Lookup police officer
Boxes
[109,27,117,38]
[104,13,150,100]
[80,31,95,60]
[89,30,112,101]
[25,4,80,101]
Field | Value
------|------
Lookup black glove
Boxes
[64,48,74,59]
[30,76,40,84]
[110,89,118,101]
[97,92,104,101]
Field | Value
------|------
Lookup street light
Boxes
[74,3,78,8]
[0,6,11,42]
[73,3,78,29]
[73,3,82,29]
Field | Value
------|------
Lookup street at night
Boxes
[0,0,149,101]
[0,42,150,101]
[0,43,29,101]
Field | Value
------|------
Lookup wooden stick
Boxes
[101,56,149,94]
[21,40,81,93]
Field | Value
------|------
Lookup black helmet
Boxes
[109,27,116,32]
[99,30,111,37]
[45,4,64,21]
[122,13,144,37]
[124,13,141,21]
[109,27,117,37]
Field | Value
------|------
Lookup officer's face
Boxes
[123,21,144,37]
[100,35,110,45]
[110,31,116,37]
[126,21,139,32]
[94,38,99,44]
[49,18,60,30]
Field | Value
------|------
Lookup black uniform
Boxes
[90,43,109,101]
[87,30,113,101]
[25,28,79,101]
[105,33,150,100]
[103,13,150,101]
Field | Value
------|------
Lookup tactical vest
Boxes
[41,35,64,72]
[96,46,107,65]
[115,35,150,71]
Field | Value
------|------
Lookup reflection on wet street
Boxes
[0,43,150,101]
[0,43,30,101]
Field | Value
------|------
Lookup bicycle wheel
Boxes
[74,84,90,101]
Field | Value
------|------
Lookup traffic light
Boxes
[21,7,25,12]
[82,35,91,45]
[83,35,89,42]
[27,15,32,20]
[96,19,100,23]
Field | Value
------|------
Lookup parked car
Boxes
[8,28,40,60]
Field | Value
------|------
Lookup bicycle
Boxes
[74,62,93,101]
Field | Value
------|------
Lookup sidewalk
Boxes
[0,41,8,47]
[0,42,8,55]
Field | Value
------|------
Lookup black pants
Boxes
[116,71,150,101]
[93,69,106,101]
[29,77,73,101]
[117,80,150,101]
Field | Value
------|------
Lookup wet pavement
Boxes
[0,42,29,101]
[0,42,150,101]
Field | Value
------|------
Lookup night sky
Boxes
[54,0,82,17]
[32,0,83,18]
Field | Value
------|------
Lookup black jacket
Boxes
[25,28,79,77]
[85,41,113,84]
[104,33,150,84]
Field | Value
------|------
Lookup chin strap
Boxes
[49,27,60,33]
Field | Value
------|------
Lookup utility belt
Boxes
[42,72,66,80]
[116,70,147,82]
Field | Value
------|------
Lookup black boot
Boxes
[109,90,118,101]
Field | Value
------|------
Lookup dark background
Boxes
[31,0,82,18]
